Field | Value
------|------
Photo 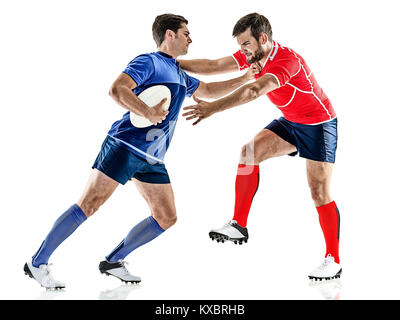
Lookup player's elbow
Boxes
[109,85,118,99]
[109,84,124,102]
[194,82,212,99]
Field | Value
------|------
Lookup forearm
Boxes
[210,84,260,114]
[200,75,250,99]
[210,76,278,114]
[110,86,149,117]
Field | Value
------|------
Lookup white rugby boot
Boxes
[209,220,249,245]
[308,254,342,281]
[99,260,141,284]
[24,260,65,290]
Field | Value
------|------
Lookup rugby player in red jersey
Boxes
[180,13,341,281]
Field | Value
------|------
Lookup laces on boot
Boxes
[117,260,130,275]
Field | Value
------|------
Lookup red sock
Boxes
[232,164,260,227]
[316,201,340,263]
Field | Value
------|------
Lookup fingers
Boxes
[184,114,202,125]
[182,108,201,124]
[158,110,169,121]
[149,108,169,125]
[192,118,202,125]
[249,63,261,73]
[182,110,196,117]
[155,98,168,109]
[185,115,198,121]
[160,110,168,122]
[159,97,167,104]
[182,105,196,111]
[182,106,198,117]
[182,111,198,118]
[182,98,207,125]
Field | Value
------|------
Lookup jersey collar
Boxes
[156,51,181,67]
[156,51,174,59]
[260,40,278,70]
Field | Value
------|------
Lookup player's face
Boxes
[236,28,265,64]
[173,24,192,56]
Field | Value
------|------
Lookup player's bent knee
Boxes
[240,144,259,165]
[165,215,178,229]
[152,210,177,230]
[309,187,331,206]
[79,202,100,218]
[78,195,107,218]
[240,145,247,158]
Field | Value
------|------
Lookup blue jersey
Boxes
[107,51,200,163]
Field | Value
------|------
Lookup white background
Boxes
[1,0,399,300]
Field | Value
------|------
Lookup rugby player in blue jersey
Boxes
[24,14,257,289]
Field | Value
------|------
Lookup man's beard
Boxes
[246,44,265,64]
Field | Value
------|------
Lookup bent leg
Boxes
[233,129,297,227]
[133,179,177,230]
[77,168,120,217]
[32,169,119,267]
[105,180,176,262]
[240,129,297,166]
[307,160,340,263]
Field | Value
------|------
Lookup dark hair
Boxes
[232,13,272,42]
[152,14,188,47]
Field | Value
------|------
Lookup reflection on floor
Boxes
[98,283,142,300]
[309,278,342,300]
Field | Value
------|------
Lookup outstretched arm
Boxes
[179,56,238,75]
[194,64,260,99]
[182,74,279,125]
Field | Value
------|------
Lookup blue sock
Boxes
[32,204,87,267]
[106,216,165,262]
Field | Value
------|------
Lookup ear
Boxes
[259,32,269,45]
[165,29,176,41]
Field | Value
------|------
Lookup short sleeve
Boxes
[123,54,155,86]
[183,72,200,97]
[266,56,300,87]
[232,50,250,71]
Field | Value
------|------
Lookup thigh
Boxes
[132,179,176,217]
[241,128,297,165]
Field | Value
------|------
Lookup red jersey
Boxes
[233,41,336,124]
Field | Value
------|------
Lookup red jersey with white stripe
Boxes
[233,41,336,124]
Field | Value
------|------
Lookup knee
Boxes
[240,143,260,165]
[309,185,331,206]
[152,208,177,230]
[77,193,107,218]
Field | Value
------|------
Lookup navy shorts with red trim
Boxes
[265,117,338,163]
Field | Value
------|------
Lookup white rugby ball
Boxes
[130,85,171,128]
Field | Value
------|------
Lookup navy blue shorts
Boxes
[265,117,338,163]
[92,136,170,185]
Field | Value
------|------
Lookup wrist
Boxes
[209,101,220,114]
[143,107,151,119]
